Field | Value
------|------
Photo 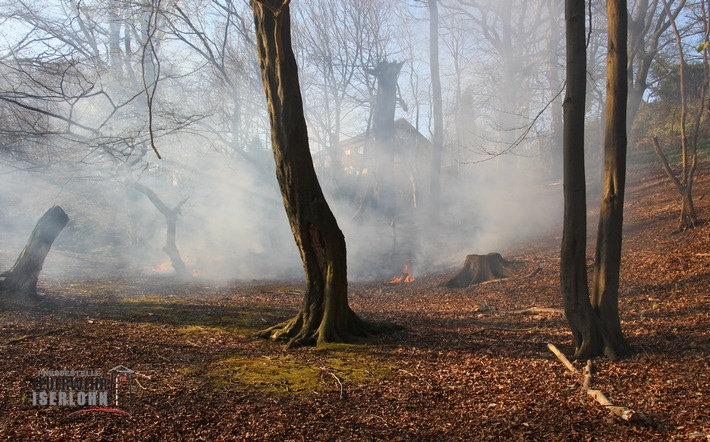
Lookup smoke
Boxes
[0,0,569,284]
[0,143,563,284]
[0,153,301,281]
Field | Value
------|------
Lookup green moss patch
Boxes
[208,347,397,395]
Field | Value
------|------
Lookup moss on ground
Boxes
[207,345,397,395]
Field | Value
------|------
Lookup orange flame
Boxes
[389,264,414,283]
[152,261,171,273]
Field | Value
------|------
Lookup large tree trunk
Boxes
[0,206,69,297]
[591,0,632,360]
[561,0,602,360]
[251,0,396,348]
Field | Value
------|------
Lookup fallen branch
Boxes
[547,343,577,373]
[7,328,66,345]
[505,307,564,315]
[523,265,543,278]
[547,344,646,423]
[583,360,592,390]
[587,388,638,421]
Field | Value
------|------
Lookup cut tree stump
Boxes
[446,253,513,288]
[0,205,69,297]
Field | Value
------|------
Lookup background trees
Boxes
[0,0,704,289]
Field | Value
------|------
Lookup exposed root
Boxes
[257,309,403,349]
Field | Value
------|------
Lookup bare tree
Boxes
[128,182,190,278]
[651,0,706,231]
[161,0,272,173]
[293,0,402,192]
[0,0,213,276]
[444,0,567,168]
[628,0,687,137]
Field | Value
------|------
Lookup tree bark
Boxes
[591,0,632,360]
[561,0,602,360]
[0,206,69,297]
[251,0,397,347]
[446,253,512,288]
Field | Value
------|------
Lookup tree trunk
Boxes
[0,206,69,297]
[561,0,602,360]
[251,0,397,348]
[368,60,403,219]
[680,189,697,230]
[591,0,632,360]
[446,253,513,288]
[428,0,443,224]
[128,182,190,278]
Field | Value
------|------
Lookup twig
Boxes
[486,326,539,332]
[321,367,343,399]
[135,378,148,391]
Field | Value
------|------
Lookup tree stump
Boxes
[0,206,69,297]
[446,253,513,288]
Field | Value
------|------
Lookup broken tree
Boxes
[446,253,513,288]
[0,206,69,297]
[128,182,190,278]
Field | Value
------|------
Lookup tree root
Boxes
[257,309,402,349]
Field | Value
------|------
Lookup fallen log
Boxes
[0,206,69,297]
[446,253,513,288]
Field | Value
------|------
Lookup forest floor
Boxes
[0,164,708,441]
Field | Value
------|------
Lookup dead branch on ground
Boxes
[546,343,647,422]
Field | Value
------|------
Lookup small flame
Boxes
[389,264,414,283]
[152,261,171,273]
[191,269,204,278]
